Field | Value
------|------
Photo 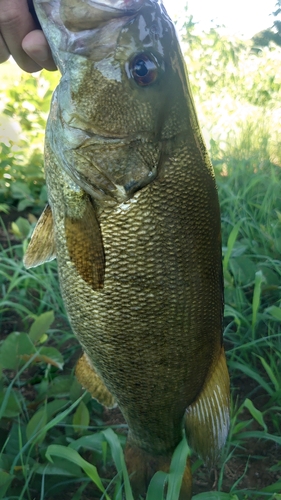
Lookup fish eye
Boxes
[129,53,160,86]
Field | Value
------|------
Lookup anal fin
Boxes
[23,204,56,268]
[65,199,105,290]
[185,347,230,465]
[76,352,115,408]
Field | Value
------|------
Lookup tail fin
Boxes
[185,347,230,465]
[124,443,192,500]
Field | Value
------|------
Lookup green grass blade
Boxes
[230,362,274,396]
[223,220,243,273]
[252,270,264,339]
[72,481,90,500]
[243,398,268,432]
[192,493,238,499]
[235,431,281,445]
[261,480,281,493]
[10,393,85,474]
[166,437,190,500]
[102,428,134,500]
[0,354,37,421]
[265,305,281,321]
[45,445,110,500]
[146,471,167,500]
[0,470,13,498]
[257,355,280,392]
[69,432,105,452]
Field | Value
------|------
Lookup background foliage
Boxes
[0,10,280,500]
[0,67,58,214]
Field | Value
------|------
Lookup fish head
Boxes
[35,1,191,205]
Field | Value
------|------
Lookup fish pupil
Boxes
[134,59,148,77]
[129,52,160,86]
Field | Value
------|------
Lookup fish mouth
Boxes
[84,0,146,14]
[60,0,147,31]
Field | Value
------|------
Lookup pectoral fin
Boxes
[185,347,230,465]
[76,352,115,408]
[23,204,56,268]
[65,199,105,290]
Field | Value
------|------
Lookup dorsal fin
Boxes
[65,198,105,290]
[23,204,56,269]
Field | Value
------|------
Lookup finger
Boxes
[0,0,42,72]
[22,30,57,72]
[0,33,9,64]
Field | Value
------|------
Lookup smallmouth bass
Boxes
[24,1,230,498]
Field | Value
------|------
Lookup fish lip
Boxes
[78,0,146,14]
[85,1,135,13]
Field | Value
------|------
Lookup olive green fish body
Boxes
[46,135,223,454]
[25,1,230,497]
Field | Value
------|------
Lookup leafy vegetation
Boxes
[0,65,59,214]
[252,0,281,48]
[0,14,281,500]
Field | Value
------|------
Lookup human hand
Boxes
[0,0,57,72]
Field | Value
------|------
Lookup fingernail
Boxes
[36,45,51,62]
[24,44,50,63]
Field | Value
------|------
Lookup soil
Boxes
[1,209,280,499]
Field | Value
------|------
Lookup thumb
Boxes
[22,29,57,71]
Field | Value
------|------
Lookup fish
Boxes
[24,0,230,498]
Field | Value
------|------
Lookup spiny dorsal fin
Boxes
[76,352,115,408]
[65,199,105,290]
[23,204,56,269]
[185,347,230,465]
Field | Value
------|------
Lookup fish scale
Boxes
[24,1,230,497]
